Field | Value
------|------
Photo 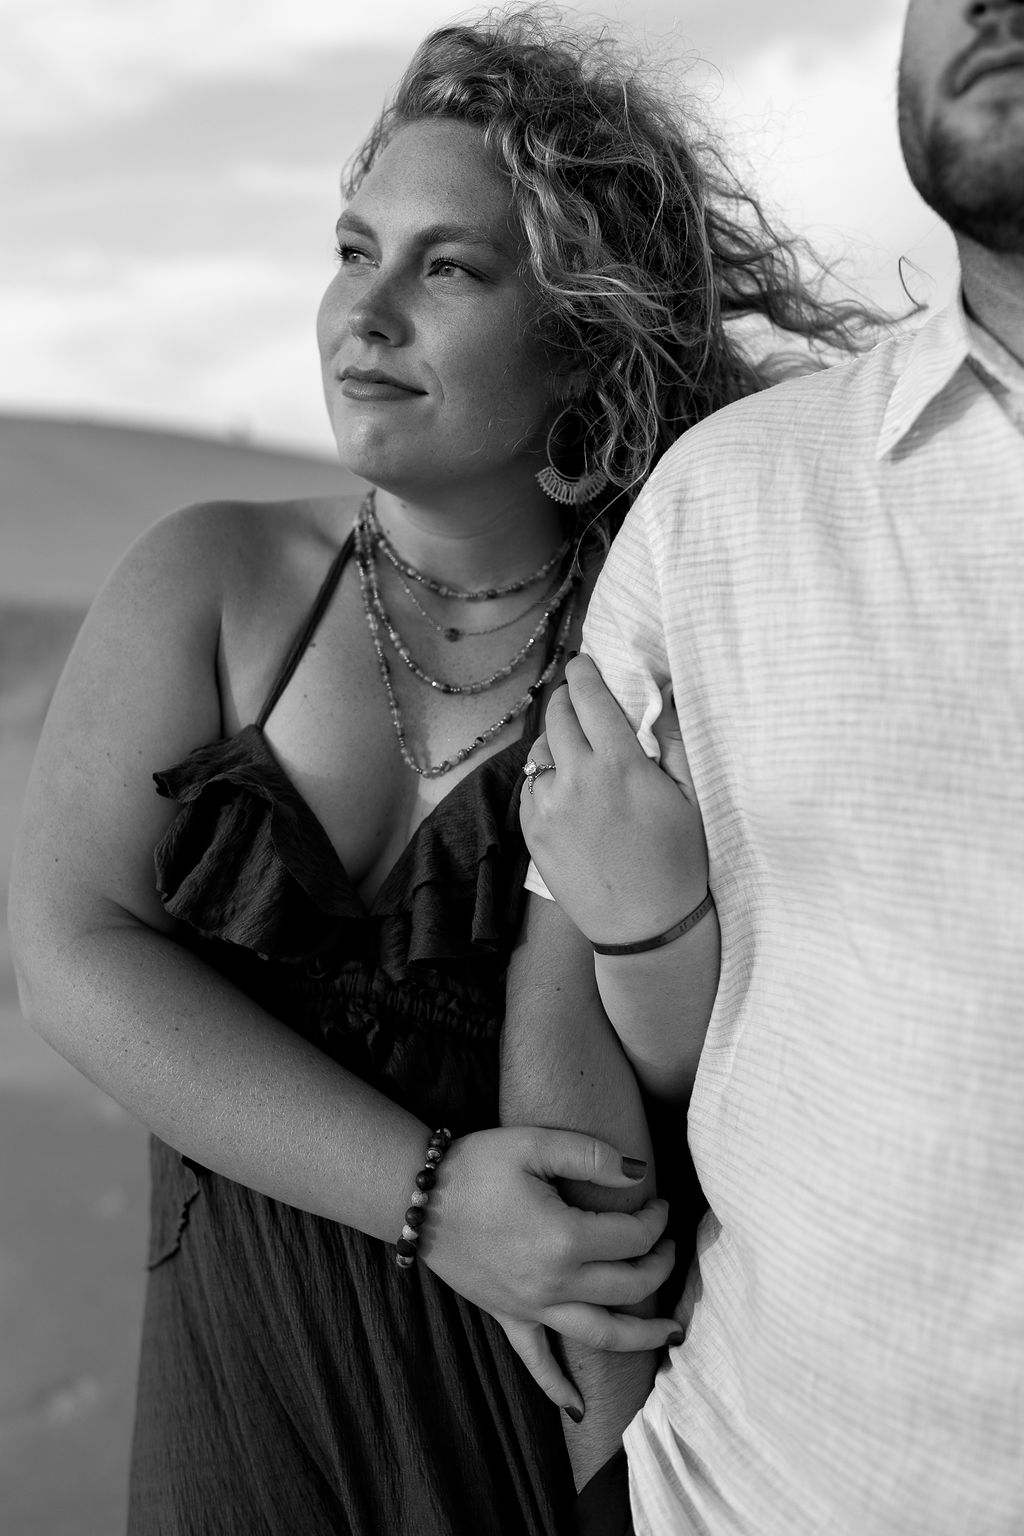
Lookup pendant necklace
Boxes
[391,563,559,642]
[354,492,578,779]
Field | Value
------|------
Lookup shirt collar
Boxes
[964,309,1024,431]
[878,288,1024,457]
[877,292,970,459]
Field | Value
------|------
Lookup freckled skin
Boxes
[316,118,564,502]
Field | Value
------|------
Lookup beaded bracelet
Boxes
[395,1127,453,1269]
[592,889,716,956]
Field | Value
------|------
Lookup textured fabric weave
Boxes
[581,292,1024,1536]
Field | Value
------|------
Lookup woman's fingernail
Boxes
[621,1156,648,1179]
[667,1332,685,1347]
[564,1405,584,1424]
[566,649,579,660]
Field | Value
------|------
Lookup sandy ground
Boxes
[1,417,364,1533]
[1,702,149,1536]
[0,985,148,1535]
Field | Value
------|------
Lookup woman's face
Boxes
[317,117,565,499]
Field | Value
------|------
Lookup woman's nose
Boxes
[347,275,409,347]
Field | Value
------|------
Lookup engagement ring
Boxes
[523,758,556,793]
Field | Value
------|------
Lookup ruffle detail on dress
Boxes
[152,723,531,972]
[373,737,530,970]
[154,725,361,963]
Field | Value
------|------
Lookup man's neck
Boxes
[956,235,1024,367]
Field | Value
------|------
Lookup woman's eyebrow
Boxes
[417,222,514,257]
[335,211,375,238]
[335,210,513,258]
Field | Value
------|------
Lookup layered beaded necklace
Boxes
[371,501,571,600]
[391,562,559,642]
[354,490,578,779]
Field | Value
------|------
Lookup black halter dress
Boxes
[127,533,579,1535]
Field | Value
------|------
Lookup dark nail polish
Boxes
[564,1405,584,1424]
[621,1156,647,1180]
[666,1332,685,1347]
[567,649,579,660]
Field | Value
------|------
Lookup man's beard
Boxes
[898,77,1024,254]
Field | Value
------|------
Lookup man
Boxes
[507,0,1024,1529]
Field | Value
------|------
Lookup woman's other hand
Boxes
[520,654,708,948]
[420,1126,679,1414]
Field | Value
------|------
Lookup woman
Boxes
[9,8,873,1534]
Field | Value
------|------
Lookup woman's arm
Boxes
[502,893,672,1491]
[9,510,678,1412]
[520,655,720,1104]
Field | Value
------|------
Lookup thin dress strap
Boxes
[256,530,354,729]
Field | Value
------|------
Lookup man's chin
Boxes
[906,129,1024,255]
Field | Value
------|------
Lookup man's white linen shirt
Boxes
[580,294,1024,1536]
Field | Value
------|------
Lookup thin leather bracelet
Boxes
[592,889,715,956]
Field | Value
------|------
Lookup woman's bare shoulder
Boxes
[122,492,360,611]
[11,493,364,939]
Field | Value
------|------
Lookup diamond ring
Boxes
[523,758,556,793]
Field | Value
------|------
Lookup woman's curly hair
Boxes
[346,5,884,520]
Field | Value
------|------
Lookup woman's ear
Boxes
[553,360,592,406]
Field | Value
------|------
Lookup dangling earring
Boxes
[536,460,609,506]
[536,407,609,507]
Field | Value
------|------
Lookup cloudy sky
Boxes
[2,0,956,457]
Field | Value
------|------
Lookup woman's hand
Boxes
[520,654,709,948]
[420,1125,679,1414]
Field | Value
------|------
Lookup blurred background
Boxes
[1,0,952,1529]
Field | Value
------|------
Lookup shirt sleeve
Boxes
[582,493,672,760]
[524,487,674,902]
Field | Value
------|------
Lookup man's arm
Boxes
[502,893,670,1492]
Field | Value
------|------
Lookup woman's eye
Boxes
[428,257,475,280]
[335,242,373,266]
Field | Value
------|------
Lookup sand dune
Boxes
[1,411,362,603]
[0,414,364,1534]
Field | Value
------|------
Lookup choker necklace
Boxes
[366,492,571,601]
[354,493,578,778]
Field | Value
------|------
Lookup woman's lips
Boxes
[339,370,425,402]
